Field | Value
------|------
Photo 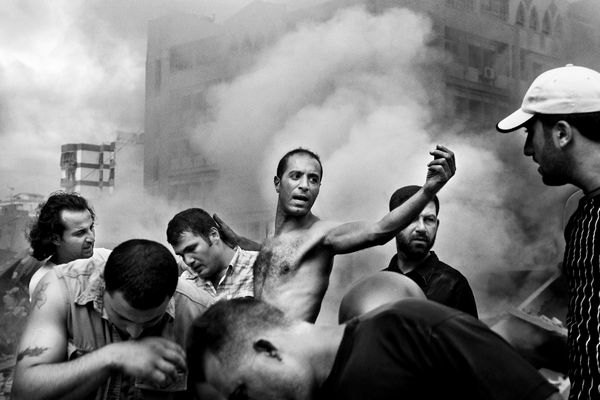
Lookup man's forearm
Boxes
[376,187,434,238]
[12,345,115,400]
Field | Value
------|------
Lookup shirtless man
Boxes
[246,146,456,322]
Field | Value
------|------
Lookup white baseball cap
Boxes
[496,64,600,133]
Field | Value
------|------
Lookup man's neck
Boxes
[50,253,68,265]
[570,140,600,194]
[274,207,318,235]
[396,251,430,274]
[293,323,345,386]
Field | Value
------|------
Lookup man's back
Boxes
[319,299,557,400]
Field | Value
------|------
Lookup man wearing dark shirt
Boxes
[187,297,560,400]
[384,185,478,317]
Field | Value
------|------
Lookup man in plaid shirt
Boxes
[167,208,258,303]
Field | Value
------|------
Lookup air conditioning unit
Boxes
[483,66,496,80]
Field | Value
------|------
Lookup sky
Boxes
[0,0,295,199]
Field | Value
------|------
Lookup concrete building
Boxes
[60,143,115,198]
[60,132,144,201]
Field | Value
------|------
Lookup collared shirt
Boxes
[54,255,206,400]
[29,247,111,301]
[180,246,257,303]
[383,251,478,318]
[563,193,600,400]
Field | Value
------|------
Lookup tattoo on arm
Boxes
[31,281,50,309]
[16,347,48,362]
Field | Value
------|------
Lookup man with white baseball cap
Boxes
[497,64,600,400]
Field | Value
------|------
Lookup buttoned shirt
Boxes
[54,256,207,400]
[180,246,257,303]
[29,248,112,301]
[384,251,478,318]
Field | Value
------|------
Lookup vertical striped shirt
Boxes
[564,194,600,400]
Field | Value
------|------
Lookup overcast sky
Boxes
[0,0,307,199]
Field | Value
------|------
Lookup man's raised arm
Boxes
[12,271,186,400]
[323,145,456,254]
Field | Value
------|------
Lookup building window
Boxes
[529,7,538,31]
[555,15,563,36]
[520,50,527,76]
[154,60,161,91]
[445,26,461,62]
[516,2,525,26]
[454,96,468,119]
[170,48,193,72]
[446,0,474,11]
[542,11,551,34]
[468,44,495,72]
[532,62,543,77]
[481,0,508,21]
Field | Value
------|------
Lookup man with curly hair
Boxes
[27,191,110,299]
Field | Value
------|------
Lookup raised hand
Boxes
[109,337,186,388]
[424,145,456,194]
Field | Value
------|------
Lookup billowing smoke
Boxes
[192,5,575,321]
[0,1,581,325]
[0,0,264,199]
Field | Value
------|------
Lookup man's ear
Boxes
[253,339,282,361]
[274,176,280,193]
[51,233,61,246]
[208,227,220,245]
[554,120,574,148]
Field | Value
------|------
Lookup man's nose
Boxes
[415,219,427,231]
[298,176,309,190]
[183,254,194,266]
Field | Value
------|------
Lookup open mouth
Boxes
[292,194,309,202]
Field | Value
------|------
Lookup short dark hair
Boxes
[28,191,95,261]
[276,148,323,180]
[187,298,289,382]
[389,185,439,215]
[104,239,178,309]
[166,208,217,245]
[538,111,600,142]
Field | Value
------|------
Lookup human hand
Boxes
[423,145,456,194]
[109,337,186,389]
[213,213,239,247]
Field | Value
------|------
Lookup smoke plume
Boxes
[191,5,575,322]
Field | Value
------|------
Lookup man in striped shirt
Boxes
[497,64,600,400]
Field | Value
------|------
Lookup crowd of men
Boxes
[9,63,600,400]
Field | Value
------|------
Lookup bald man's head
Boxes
[338,272,425,323]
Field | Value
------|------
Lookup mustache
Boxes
[411,234,429,241]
